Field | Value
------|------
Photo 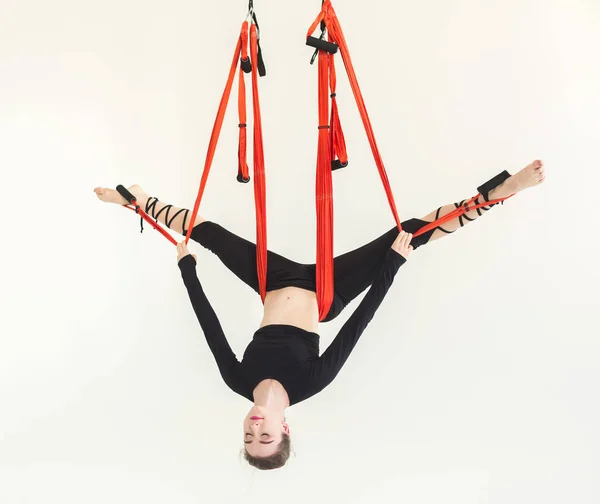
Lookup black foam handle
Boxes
[477,170,511,201]
[332,160,348,171]
[116,185,136,204]
[241,57,252,74]
[237,173,251,183]
[306,36,339,54]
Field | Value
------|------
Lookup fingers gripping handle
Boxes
[116,185,137,205]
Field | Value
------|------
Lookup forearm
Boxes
[178,255,240,374]
[316,249,406,380]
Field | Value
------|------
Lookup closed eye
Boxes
[244,433,274,444]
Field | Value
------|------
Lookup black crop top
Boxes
[178,249,405,405]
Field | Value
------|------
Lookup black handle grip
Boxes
[332,160,348,171]
[306,36,339,55]
[237,173,251,183]
[116,185,136,204]
[241,57,252,74]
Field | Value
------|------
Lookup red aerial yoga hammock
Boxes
[117,0,511,321]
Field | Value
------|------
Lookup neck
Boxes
[253,379,290,411]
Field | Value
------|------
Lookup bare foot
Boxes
[94,185,148,207]
[493,160,545,199]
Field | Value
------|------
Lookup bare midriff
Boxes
[260,287,319,333]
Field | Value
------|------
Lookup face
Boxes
[243,405,290,458]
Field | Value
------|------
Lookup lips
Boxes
[250,416,263,420]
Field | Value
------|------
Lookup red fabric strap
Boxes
[122,19,269,301]
[309,1,512,319]
[238,22,250,182]
[119,6,515,325]
[249,24,268,302]
[185,25,246,246]
[309,1,403,319]
[315,49,335,319]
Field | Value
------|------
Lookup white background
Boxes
[1,0,599,503]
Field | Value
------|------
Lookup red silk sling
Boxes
[122,1,511,321]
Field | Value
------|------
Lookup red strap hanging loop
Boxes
[237,22,251,183]
[309,0,512,320]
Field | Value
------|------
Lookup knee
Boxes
[193,215,207,227]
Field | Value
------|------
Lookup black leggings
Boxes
[189,219,435,322]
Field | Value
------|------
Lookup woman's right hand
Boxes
[177,241,197,263]
[391,231,413,259]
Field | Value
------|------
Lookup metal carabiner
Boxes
[246,0,254,22]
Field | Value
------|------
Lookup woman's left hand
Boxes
[391,231,413,259]
[177,241,197,263]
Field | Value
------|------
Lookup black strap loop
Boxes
[250,11,267,77]
[167,208,182,229]
[142,197,159,233]
[435,207,455,234]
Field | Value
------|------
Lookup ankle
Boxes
[126,186,149,210]
[489,178,516,200]
[138,195,150,211]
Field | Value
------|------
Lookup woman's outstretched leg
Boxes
[94,185,205,235]
[421,160,545,241]
[323,160,546,322]
[94,185,313,295]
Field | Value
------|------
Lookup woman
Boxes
[95,160,545,470]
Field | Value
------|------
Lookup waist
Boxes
[252,324,320,353]
[254,323,319,339]
[261,287,319,332]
